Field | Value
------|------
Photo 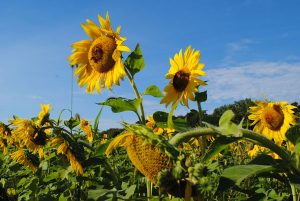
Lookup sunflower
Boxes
[51,137,84,175]
[11,149,38,172]
[10,119,47,159]
[146,116,164,135]
[248,100,296,143]
[0,123,13,145]
[68,12,130,93]
[36,104,51,126]
[160,46,206,107]
[106,132,172,184]
[80,119,93,143]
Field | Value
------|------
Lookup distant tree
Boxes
[204,98,255,126]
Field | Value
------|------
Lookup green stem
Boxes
[169,127,216,146]
[290,182,297,201]
[103,158,121,189]
[196,100,206,153]
[169,127,291,163]
[146,179,152,200]
[167,101,179,129]
[124,68,146,124]
[241,128,290,163]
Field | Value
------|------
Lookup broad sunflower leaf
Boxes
[88,188,117,200]
[124,43,145,77]
[221,164,275,186]
[43,172,59,182]
[286,125,300,145]
[97,97,142,113]
[153,111,189,132]
[95,139,112,156]
[93,106,103,133]
[218,110,242,137]
[195,91,207,102]
[144,85,163,97]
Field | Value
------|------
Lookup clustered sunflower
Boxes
[68,12,130,93]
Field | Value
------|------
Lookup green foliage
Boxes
[124,43,145,77]
[195,90,207,103]
[97,97,142,113]
[144,85,163,97]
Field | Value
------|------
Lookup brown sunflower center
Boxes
[264,105,284,131]
[173,70,190,92]
[32,131,47,146]
[88,35,117,73]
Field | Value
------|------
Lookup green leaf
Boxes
[202,136,240,162]
[93,106,104,133]
[59,193,68,201]
[17,178,27,187]
[124,43,145,77]
[144,85,163,97]
[43,172,59,182]
[286,125,300,145]
[88,188,117,200]
[95,139,112,156]
[218,110,242,137]
[154,111,189,131]
[195,91,207,102]
[221,165,275,186]
[124,185,136,199]
[97,97,142,113]
[153,111,168,122]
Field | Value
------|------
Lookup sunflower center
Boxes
[173,70,190,92]
[264,105,284,131]
[32,131,47,146]
[88,35,117,73]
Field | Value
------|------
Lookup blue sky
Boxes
[0,0,299,129]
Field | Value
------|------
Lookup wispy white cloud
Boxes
[206,61,300,103]
[223,39,255,65]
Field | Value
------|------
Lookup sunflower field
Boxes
[1,11,300,201]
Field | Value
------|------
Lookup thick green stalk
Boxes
[124,68,146,124]
[240,129,290,163]
[169,127,216,146]
[196,99,206,153]
[169,127,291,164]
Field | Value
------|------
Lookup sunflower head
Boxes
[11,149,39,172]
[161,46,206,107]
[68,12,130,93]
[80,119,93,143]
[37,104,51,126]
[248,100,296,143]
[106,124,179,184]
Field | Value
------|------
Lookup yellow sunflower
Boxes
[146,116,164,135]
[106,132,172,184]
[80,119,93,143]
[11,149,38,172]
[51,137,84,175]
[68,12,131,93]
[160,46,206,107]
[10,119,46,159]
[248,100,296,143]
